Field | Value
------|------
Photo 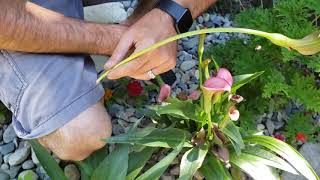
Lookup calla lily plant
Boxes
[98,28,319,180]
[30,27,320,180]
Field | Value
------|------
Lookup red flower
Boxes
[296,132,307,143]
[274,134,285,141]
[127,80,144,97]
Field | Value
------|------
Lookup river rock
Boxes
[180,60,197,71]
[3,124,17,143]
[0,170,9,180]
[22,160,35,170]
[64,164,80,180]
[84,2,127,24]
[0,143,15,155]
[18,170,38,180]
[8,147,30,166]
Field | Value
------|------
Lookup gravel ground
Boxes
[0,1,318,180]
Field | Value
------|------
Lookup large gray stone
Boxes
[282,143,320,180]
[8,147,30,166]
[84,3,127,24]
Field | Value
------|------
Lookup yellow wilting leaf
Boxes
[268,30,320,56]
[290,30,320,55]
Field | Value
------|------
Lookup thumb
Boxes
[104,35,133,70]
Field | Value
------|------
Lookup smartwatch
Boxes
[156,0,193,34]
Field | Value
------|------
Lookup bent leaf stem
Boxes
[198,34,206,110]
[97,28,290,83]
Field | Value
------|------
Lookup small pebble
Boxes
[31,148,40,165]
[18,170,38,180]
[22,160,35,170]
[1,164,9,170]
[8,147,30,166]
[3,124,17,143]
[3,153,12,164]
[0,143,15,155]
[0,171,9,180]
[257,124,265,131]
[64,164,80,180]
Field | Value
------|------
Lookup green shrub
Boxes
[205,0,320,132]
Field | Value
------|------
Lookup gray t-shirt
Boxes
[31,0,84,19]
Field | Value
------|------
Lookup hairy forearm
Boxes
[175,0,218,19]
[0,0,125,55]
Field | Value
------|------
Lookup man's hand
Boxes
[104,9,177,80]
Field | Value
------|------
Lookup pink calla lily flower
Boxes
[229,106,240,121]
[216,68,233,87]
[203,77,232,92]
[157,84,171,103]
[203,68,233,93]
[188,90,201,100]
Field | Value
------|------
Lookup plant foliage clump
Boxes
[205,0,320,131]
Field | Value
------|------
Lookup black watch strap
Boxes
[156,0,193,34]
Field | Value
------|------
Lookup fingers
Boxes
[107,41,160,79]
[104,34,133,70]
[131,61,175,80]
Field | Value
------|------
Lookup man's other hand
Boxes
[104,9,177,80]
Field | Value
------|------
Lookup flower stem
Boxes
[207,111,212,140]
[97,28,291,83]
[155,75,165,86]
[198,34,206,109]
[198,34,206,86]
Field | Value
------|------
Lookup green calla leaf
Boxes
[76,148,107,180]
[221,122,244,155]
[136,141,184,180]
[244,135,319,180]
[91,144,129,180]
[230,152,280,180]
[149,98,200,121]
[29,140,67,180]
[126,147,156,180]
[199,153,232,180]
[243,147,297,174]
[178,144,208,180]
[105,127,191,148]
[232,71,264,93]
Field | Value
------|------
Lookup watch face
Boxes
[177,9,193,34]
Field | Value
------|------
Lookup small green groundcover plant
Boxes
[29,27,320,180]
